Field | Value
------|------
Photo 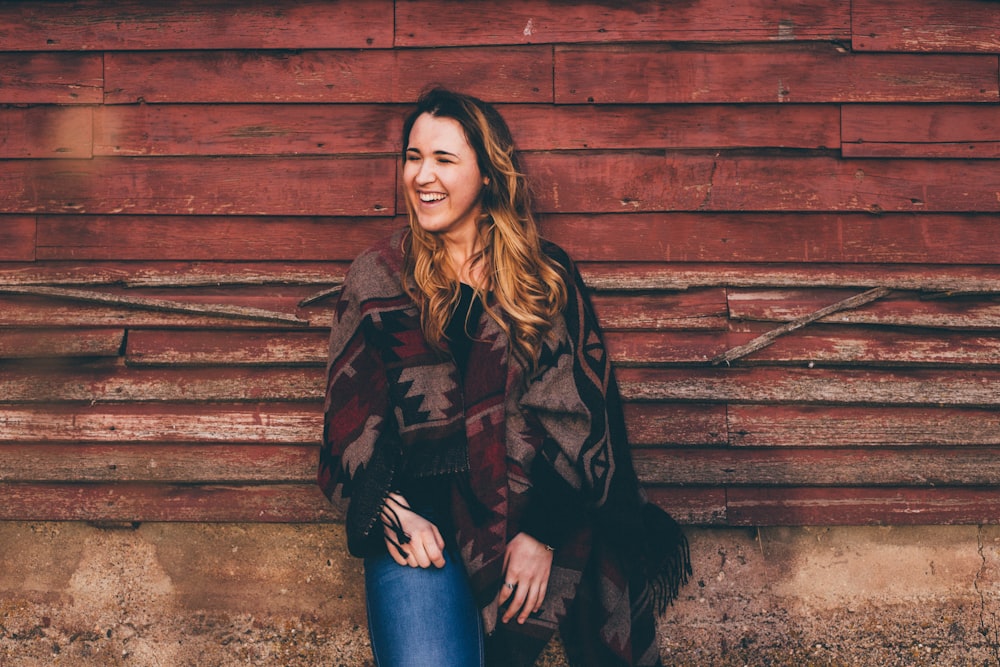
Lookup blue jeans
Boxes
[364,549,485,667]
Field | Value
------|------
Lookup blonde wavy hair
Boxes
[401,88,567,371]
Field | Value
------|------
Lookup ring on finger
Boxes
[505,582,516,590]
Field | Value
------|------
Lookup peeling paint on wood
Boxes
[853,0,1000,53]
[0,404,321,443]
[0,483,341,522]
[617,367,1000,407]
[0,329,124,359]
[0,286,308,324]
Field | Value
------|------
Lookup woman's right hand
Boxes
[381,492,446,569]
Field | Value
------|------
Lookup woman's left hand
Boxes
[496,532,554,624]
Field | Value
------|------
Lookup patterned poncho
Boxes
[319,229,690,667]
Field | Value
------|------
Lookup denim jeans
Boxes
[364,548,484,667]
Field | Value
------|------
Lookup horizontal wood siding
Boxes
[1,0,998,526]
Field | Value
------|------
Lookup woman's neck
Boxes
[443,234,485,287]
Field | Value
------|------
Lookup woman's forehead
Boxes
[407,113,473,155]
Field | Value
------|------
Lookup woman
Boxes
[319,88,690,667]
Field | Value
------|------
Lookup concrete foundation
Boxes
[1,522,999,666]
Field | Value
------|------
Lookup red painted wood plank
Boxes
[0,362,323,402]
[727,487,1000,526]
[0,0,394,50]
[605,332,730,365]
[504,104,841,151]
[0,282,330,328]
[578,262,1000,294]
[0,53,102,104]
[36,216,401,261]
[0,157,395,216]
[105,48,553,104]
[726,324,1000,367]
[0,260,351,291]
[729,405,1000,447]
[5,259,1000,296]
[525,154,1000,213]
[541,212,1000,263]
[0,296,310,330]
[92,103,841,156]
[104,50,392,103]
[645,486,727,526]
[7,283,321,310]
[853,0,1000,53]
[0,216,35,261]
[728,289,1000,329]
[0,483,339,522]
[590,291,728,331]
[0,443,316,482]
[0,329,124,359]
[396,0,849,46]
[617,367,1000,407]
[634,446,1000,486]
[609,326,1000,368]
[0,402,726,471]
[94,104,404,157]
[623,403,728,446]
[0,106,92,158]
[555,45,998,103]
[0,404,320,443]
[843,105,1000,158]
[126,330,328,366]
[0,483,710,524]
[0,287,717,332]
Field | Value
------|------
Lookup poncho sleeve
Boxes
[521,242,692,610]
[319,252,401,557]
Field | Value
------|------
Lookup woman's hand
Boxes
[381,493,446,569]
[497,532,554,624]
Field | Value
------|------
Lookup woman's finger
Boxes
[534,579,548,613]
[497,580,516,606]
[387,541,409,566]
[502,584,530,624]
[424,528,446,568]
[516,584,539,624]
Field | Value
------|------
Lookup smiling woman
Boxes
[318,88,691,667]
[403,113,488,248]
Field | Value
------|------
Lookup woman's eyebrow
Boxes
[406,146,460,158]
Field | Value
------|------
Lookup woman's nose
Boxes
[414,160,435,184]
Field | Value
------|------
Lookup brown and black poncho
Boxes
[319,228,690,667]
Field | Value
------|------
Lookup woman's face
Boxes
[403,112,487,242]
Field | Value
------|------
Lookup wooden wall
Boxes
[1,0,998,526]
